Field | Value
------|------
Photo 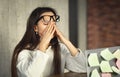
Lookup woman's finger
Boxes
[41,22,52,36]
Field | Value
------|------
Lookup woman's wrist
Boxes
[61,38,79,56]
[38,43,49,52]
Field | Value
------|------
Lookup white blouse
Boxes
[16,43,86,77]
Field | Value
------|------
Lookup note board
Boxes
[85,46,120,77]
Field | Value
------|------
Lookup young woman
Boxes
[11,7,86,77]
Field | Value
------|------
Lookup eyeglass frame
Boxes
[35,15,60,25]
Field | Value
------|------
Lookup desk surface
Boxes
[49,72,87,77]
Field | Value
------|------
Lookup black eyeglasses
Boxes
[35,15,60,25]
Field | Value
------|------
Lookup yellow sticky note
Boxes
[100,48,114,61]
[100,61,113,72]
[113,49,120,59]
[111,66,120,74]
[88,53,99,67]
[91,69,100,77]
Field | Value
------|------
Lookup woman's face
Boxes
[34,12,56,37]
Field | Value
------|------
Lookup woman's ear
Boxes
[34,25,38,32]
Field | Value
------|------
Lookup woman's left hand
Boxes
[54,24,67,43]
[54,24,79,56]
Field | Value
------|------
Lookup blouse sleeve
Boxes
[60,43,87,73]
[16,50,49,77]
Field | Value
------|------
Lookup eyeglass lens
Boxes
[41,15,60,24]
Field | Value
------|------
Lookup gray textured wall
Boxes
[0,0,68,77]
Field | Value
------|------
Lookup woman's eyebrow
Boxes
[40,15,55,17]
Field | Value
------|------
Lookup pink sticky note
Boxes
[101,73,111,77]
[116,59,120,69]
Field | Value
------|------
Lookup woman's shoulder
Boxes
[18,49,48,58]
[17,49,34,62]
[19,49,31,54]
[18,49,33,58]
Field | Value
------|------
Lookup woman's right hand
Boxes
[38,22,55,52]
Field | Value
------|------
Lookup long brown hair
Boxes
[11,7,61,77]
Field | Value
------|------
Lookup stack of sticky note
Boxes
[87,48,120,77]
